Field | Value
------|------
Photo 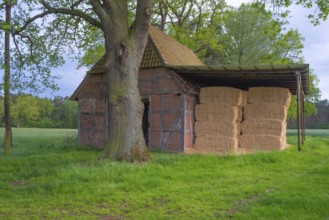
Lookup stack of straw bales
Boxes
[240,87,291,151]
[194,87,246,154]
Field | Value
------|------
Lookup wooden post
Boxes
[296,72,301,151]
[302,91,305,144]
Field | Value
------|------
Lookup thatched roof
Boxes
[87,25,203,74]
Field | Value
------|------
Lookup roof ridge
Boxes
[148,31,169,67]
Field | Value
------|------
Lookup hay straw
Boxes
[244,103,288,120]
[242,128,286,137]
[248,87,291,106]
[195,104,242,122]
[242,119,286,132]
[194,135,238,153]
[240,134,285,150]
[195,121,240,137]
[241,90,248,107]
[199,87,244,106]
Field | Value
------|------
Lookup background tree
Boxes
[36,97,53,126]
[11,95,39,127]
[0,94,78,128]
[63,99,78,129]
[151,0,227,61]
[305,99,329,129]
[0,0,66,154]
[205,4,304,65]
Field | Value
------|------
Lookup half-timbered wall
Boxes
[79,98,107,147]
[148,93,196,152]
[138,68,182,96]
[76,68,195,151]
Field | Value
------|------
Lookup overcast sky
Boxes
[48,1,329,100]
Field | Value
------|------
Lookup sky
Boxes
[47,1,329,100]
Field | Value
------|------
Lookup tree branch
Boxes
[132,0,153,54]
[71,0,85,9]
[90,0,108,24]
[37,0,102,30]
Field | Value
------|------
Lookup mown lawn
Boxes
[0,128,329,219]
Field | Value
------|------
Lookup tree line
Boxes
[288,99,329,129]
[0,95,78,129]
[306,99,329,129]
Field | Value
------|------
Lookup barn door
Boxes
[149,94,185,152]
[142,100,150,146]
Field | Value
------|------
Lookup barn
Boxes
[70,25,309,154]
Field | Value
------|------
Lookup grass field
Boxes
[0,128,329,219]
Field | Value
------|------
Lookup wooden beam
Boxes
[296,72,302,151]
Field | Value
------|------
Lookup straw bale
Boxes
[241,119,287,134]
[195,121,240,137]
[199,87,243,106]
[195,104,242,122]
[241,90,248,107]
[248,87,291,106]
[238,107,243,121]
[194,135,238,153]
[240,134,285,151]
[242,128,286,137]
[244,103,288,120]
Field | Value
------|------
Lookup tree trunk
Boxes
[99,40,150,162]
[90,0,152,162]
[4,1,12,155]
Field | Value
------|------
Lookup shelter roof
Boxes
[169,64,309,95]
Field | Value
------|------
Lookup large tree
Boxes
[11,95,39,127]
[0,0,153,161]
[89,0,152,161]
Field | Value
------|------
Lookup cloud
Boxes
[40,61,86,98]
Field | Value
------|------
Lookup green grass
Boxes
[1,128,329,219]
